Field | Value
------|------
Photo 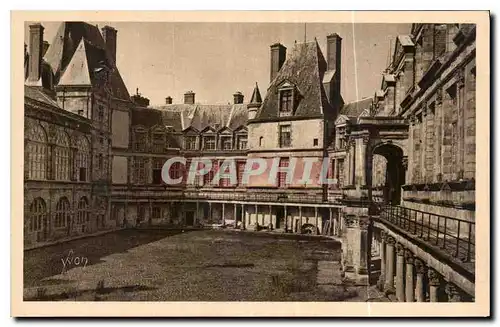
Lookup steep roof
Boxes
[142,103,249,132]
[24,85,60,108]
[256,41,332,121]
[340,97,373,117]
[43,21,130,100]
[249,82,262,104]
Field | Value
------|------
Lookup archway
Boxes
[371,142,405,205]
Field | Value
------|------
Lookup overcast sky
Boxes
[25,22,410,105]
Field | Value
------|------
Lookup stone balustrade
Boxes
[375,230,473,302]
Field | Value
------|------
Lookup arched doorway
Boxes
[371,142,405,205]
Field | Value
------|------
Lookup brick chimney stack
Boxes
[102,25,117,64]
[165,96,173,104]
[184,91,195,104]
[270,43,286,82]
[326,33,343,110]
[27,23,44,85]
[233,91,244,104]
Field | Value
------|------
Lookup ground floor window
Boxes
[28,197,46,232]
[55,197,71,229]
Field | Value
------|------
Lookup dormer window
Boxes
[278,81,299,116]
[280,89,293,112]
[221,136,232,150]
[184,136,197,150]
[203,135,216,150]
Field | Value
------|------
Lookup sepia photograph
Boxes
[11,10,490,317]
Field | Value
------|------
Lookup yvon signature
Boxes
[61,249,88,274]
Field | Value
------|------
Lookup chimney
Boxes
[326,33,342,109]
[42,41,50,56]
[184,91,195,104]
[270,43,286,82]
[326,33,342,73]
[101,25,117,64]
[233,91,244,104]
[27,23,44,84]
[165,96,173,105]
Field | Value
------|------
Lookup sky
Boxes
[25,22,410,105]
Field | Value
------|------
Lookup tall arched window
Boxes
[77,197,89,225]
[29,197,46,233]
[76,136,90,182]
[54,130,71,181]
[55,197,71,229]
[26,124,48,180]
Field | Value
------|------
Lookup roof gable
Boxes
[58,39,91,86]
[256,41,330,121]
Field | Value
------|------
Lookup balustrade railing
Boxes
[379,205,475,264]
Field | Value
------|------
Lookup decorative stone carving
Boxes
[359,216,371,230]
[396,243,405,256]
[404,250,414,263]
[386,235,396,245]
[402,156,409,170]
[436,88,443,105]
[457,70,465,87]
[379,230,386,242]
[344,214,358,228]
[414,259,427,275]
[428,268,442,287]
[445,283,462,302]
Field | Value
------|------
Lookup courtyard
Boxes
[23,229,372,301]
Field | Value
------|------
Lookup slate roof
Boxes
[24,85,60,108]
[249,83,262,105]
[142,103,249,132]
[43,22,130,100]
[256,41,333,121]
[340,97,373,117]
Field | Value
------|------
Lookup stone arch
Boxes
[370,141,406,205]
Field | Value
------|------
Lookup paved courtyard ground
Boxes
[24,229,374,301]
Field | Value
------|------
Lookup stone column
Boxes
[254,204,258,228]
[222,202,225,226]
[268,205,272,228]
[329,207,334,236]
[284,206,287,232]
[341,212,371,285]
[395,243,406,302]
[315,207,320,235]
[445,283,463,302]
[355,137,367,186]
[209,202,212,224]
[299,206,302,233]
[348,139,355,185]
[242,204,246,230]
[233,204,237,229]
[414,259,427,302]
[377,231,386,290]
[196,201,199,226]
[384,236,396,294]
[428,268,442,302]
[405,250,415,302]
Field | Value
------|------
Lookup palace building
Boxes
[24,22,476,249]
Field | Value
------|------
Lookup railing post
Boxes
[435,216,440,246]
[442,217,447,249]
[427,213,431,241]
[455,221,461,257]
[466,223,472,262]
